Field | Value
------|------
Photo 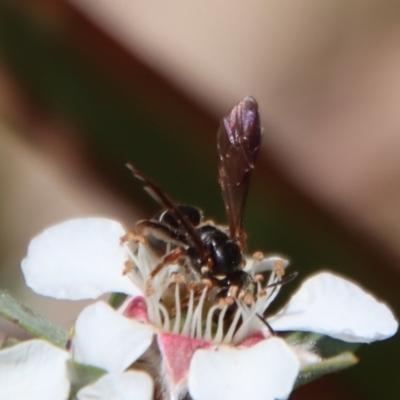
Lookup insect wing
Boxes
[217,96,263,241]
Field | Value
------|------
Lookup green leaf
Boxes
[295,351,358,387]
[68,361,106,399]
[0,290,68,348]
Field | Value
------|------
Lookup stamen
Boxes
[258,288,267,298]
[157,302,171,332]
[133,242,295,345]
[195,286,209,339]
[267,269,276,286]
[233,305,257,344]
[154,273,174,303]
[172,281,181,334]
[243,292,255,305]
[120,230,146,245]
[213,306,228,343]
[181,287,195,336]
[190,286,208,339]
[228,285,239,299]
[144,295,157,326]
[121,245,145,288]
[204,305,220,342]
[136,245,155,281]
[145,278,155,296]
[122,260,135,275]
[201,278,214,292]
[223,305,243,343]
[147,292,164,328]
[253,251,264,261]
[274,259,285,278]
[261,278,283,314]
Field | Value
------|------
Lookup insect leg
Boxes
[121,220,187,246]
[146,247,186,295]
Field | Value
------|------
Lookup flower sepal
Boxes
[285,331,360,387]
[296,351,358,388]
[68,361,107,399]
[108,292,128,309]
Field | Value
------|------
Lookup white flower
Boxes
[20,218,398,400]
[73,301,155,373]
[21,218,138,299]
[269,272,397,343]
[0,340,69,400]
[77,370,153,400]
[0,301,155,400]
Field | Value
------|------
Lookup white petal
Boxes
[188,337,299,400]
[21,218,139,299]
[73,301,155,372]
[77,371,153,400]
[270,272,398,342]
[0,339,70,400]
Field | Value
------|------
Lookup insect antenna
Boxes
[256,313,276,335]
[256,272,298,336]
[265,271,298,289]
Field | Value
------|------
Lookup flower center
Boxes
[124,243,288,344]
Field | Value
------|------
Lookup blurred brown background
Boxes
[0,0,399,398]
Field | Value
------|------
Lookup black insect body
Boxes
[126,96,263,305]
[134,205,203,259]
[134,205,254,303]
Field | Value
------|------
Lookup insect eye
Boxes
[160,206,202,228]
[177,205,202,226]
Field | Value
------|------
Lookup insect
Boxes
[124,97,263,306]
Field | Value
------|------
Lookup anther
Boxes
[145,278,155,296]
[243,292,255,305]
[258,289,267,297]
[201,278,214,289]
[170,272,186,285]
[120,231,146,245]
[228,285,239,298]
[123,260,135,275]
[274,260,285,278]
[218,296,235,307]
